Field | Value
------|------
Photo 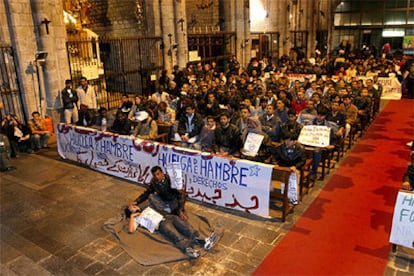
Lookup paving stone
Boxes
[96,267,121,275]
[238,224,279,244]
[106,244,124,257]
[384,265,397,276]
[108,251,133,270]
[54,246,78,260]
[39,255,85,275]
[19,227,65,254]
[249,242,274,261]
[394,255,409,270]
[0,264,19,276]
[7,255,51,276]
[83,261,107,275]
[144,265,174,275]
[396,271,413,276]
[1,229,51,263]
[117,260,147,275]
[219,231,241,247]
[0,240,21,264]
[67,252,95,270]
[94,251,114,264]
[230,236,257,253]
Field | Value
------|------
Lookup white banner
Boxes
[331,75,402,100]
[298,125,331,147]
[389,191,414,249]
[57,124,274,218]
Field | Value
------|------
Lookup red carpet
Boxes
[254,99,414,275]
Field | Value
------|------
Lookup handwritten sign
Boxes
[135,207,164,233]
[280,171,300,203]
[166,163,183,190]
[389,191,414,249]
[298,125,330,147]
[57,124,274,218]
[242,132,264,157]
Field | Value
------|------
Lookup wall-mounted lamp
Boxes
[35,51,48,62]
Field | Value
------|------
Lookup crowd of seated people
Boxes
[64,51,411,183]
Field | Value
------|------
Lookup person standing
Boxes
[61,79,78,124]
[77,76,98,118]
[28,111,51,150]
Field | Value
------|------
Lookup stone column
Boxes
[30,0,71,128]
[174,0,188,69]
[3,0,40,120]
[235,0,250,69]
[159,0,176,72]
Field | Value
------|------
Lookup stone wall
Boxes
[88,0,143,37]
[186,0,220,33]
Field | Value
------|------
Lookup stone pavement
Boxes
[0,142,413,275]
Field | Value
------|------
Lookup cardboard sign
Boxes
[243,132,264,157]
[166,163,183,190]
[280,171,300,203]
[298,125,330,147]
[135,207,164,233]
[389,191,414,249]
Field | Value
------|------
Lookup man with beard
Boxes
[213,112,241,157]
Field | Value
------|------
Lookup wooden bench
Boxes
[269,166,294,222]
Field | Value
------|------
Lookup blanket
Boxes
[103,210,221,266]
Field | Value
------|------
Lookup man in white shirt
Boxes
[77,76,98,111]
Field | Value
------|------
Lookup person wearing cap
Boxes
[174,104,204,148]
[134,111,158,140]
[61,79,79,124]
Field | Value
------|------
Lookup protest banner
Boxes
[331,75,402,100]
[389,191,414,249]
[57,124,274,218]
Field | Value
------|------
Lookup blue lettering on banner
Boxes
[95,140,134,162]
[70,133,94,150]
[192,175,228,190]
[158,151,250,187]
